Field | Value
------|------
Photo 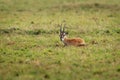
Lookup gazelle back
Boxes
[59,25,86,46]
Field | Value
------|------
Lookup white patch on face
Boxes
[62,38,64,41]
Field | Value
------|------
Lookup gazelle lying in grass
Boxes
[59,26,86,46]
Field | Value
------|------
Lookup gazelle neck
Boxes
[62,35,67,41]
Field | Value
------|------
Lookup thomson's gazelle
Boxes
[59,26,86,46]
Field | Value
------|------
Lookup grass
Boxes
[0,0,120,80]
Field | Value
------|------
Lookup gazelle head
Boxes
[59,25,66,41]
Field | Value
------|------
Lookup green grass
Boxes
[0,0,120,80]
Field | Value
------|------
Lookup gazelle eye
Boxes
[63,33,66,35]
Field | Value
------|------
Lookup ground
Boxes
[0,0,120,80]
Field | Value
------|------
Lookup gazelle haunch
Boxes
[59,26,86,46]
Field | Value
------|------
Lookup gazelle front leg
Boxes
[63,43,67,47]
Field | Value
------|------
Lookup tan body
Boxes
[62,36,85,46]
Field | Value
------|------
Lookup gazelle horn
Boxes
[63,24,66,32]
[60,24,62,33]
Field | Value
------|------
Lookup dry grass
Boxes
[0,0,120,80]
